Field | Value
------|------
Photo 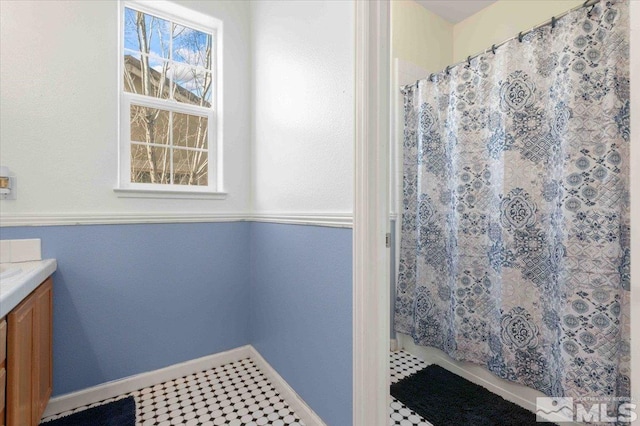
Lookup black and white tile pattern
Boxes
[41,358,304,426]
[389,350,433,426]
[390,350,429,385]
[41,350,432,426]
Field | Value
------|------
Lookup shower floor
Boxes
[389,350,433,426]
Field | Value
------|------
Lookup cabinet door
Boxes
[33,279,52,419]
[0,366,6,426]
[6,296,35,426]
[1,317,6,426]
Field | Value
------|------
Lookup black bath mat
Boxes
[41,396,136,426]
[390,364,558,426]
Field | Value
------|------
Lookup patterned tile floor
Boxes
[41,358,304,426]
[41,350,431,425]
[389,350,433,426]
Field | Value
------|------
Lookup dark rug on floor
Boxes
[41,396,136,426]
[391,364,558,426]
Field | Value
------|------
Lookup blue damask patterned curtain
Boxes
[395,0,630,404]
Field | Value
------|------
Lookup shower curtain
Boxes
[395,0,630,403]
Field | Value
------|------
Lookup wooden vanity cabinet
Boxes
[5,277,53,426]
[1,318,6,426]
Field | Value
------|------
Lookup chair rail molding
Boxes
[353,0,391,425]
[0,212,353,228]
[0,212,248,227]
[249,212,352,228]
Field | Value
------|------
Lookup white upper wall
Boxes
[0,0,251,217]
[1,0,355,220]
[250,0,355,214]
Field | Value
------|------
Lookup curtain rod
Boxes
[405,0,604,89]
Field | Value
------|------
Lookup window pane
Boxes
[173,148,208,186]
[172,65,212,106]
[131,143,170,184]
[124,8,170,59]
[122,8,215,190]
[172,24,212,69]
[130,106,170,145]
[173,112,208,149]
[124,54,171,99]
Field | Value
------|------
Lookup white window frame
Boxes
[115,0,225,199]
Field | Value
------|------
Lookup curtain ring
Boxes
[587,4,595,17]
[551,16,557,29]
[467,56,472,66]
[429,73,435,82]
[518,32,524,42]
[491,44,497,54]
[445,65,451,75]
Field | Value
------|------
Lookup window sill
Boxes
[113,188,228,200]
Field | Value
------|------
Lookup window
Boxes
[117,1,223,197]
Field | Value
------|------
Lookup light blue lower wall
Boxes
[249,223,353,426]
[1,222,251,396]
[1,221,353,424]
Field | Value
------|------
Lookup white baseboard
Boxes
[43,345,325,425]
[248,347,327,426]
[43,345,252,418]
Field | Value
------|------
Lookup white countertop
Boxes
[0,259,57,318]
